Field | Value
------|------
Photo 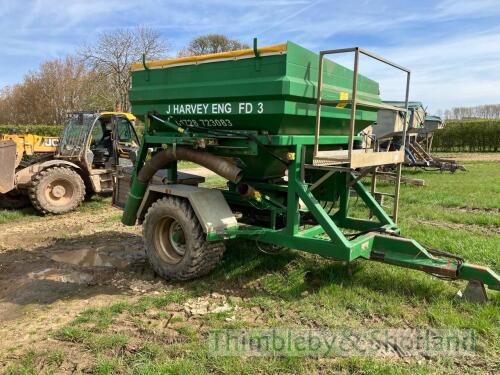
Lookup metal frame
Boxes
[313,47,411,222]
[313,47,411,160]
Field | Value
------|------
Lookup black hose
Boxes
[137,147,242,184]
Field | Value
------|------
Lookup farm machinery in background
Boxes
[114,41,498,301]
[0,133,60,208]
[0,112,140,213]
[364,102,465,173]
[0,132,60,167]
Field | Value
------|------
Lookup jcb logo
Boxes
[43,138,59,147]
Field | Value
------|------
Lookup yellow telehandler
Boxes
[0,111,140,214]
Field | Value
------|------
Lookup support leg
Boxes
[462,280,488,303]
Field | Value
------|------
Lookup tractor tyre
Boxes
[29,167,85,215]
[143,197,225,280]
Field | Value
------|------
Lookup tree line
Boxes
[0,30,247,125]
[437,104,500,120]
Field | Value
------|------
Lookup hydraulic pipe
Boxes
[150,114,185,134]
[122,147,242,225]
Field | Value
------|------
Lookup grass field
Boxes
[1,161,499,374]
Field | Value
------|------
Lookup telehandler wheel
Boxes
[29,167,85,215]
[143,197,225,281]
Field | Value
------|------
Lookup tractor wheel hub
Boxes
[51,185,66,198]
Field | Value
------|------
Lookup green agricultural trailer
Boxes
[117,40,499,301]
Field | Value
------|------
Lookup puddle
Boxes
[28,267,95,284]
[51,248,133,269]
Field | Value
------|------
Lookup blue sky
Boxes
[1,0,500,113]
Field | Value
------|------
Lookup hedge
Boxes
[0,124,63,136]
[432,120,500,152]
[0,124,144,138]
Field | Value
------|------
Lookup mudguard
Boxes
[138,184,238,236]
[15,159,82,186]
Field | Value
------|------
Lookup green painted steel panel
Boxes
[129,41,380,135]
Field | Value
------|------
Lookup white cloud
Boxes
[1,0,500,111]
[369,28,500,112]
[435,0,500,18]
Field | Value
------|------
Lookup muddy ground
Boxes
[0,206,154,353]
